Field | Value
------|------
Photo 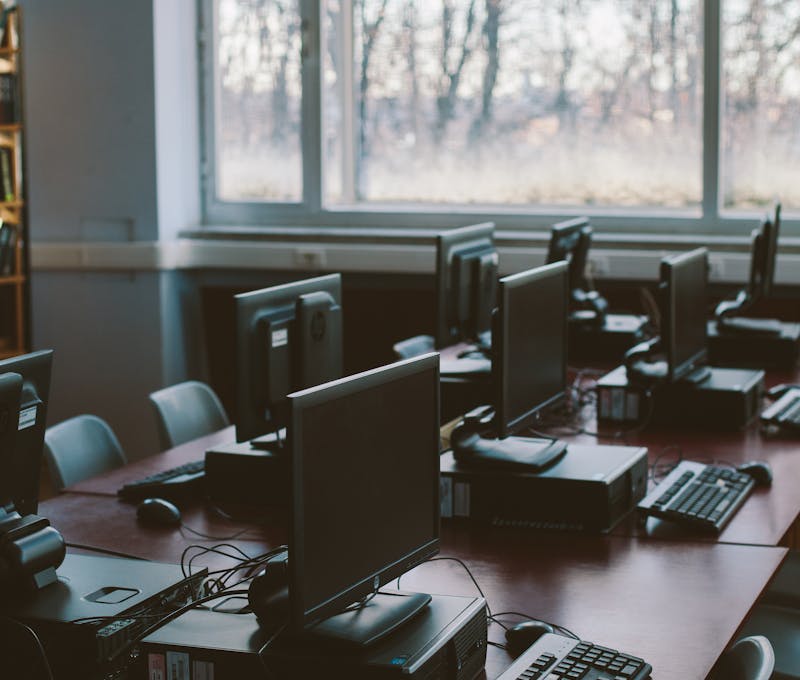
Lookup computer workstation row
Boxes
[1,209,799,678]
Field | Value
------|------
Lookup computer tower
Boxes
[141,593,488,680]
[597,365,765,430]
[569,313,649,363]
[707,319,800,369]
[0,553,206,680]
[440,444,648,532]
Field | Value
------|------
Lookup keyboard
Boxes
[117,460,205,500]
[761,387,800,432]
[497,632,651,680]
[637,460,754,534]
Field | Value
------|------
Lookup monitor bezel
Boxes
[546,217,591,294]
[434,222,496,348]
[234,274,342,443]
[0,349,53,516]
[661,248,708,383]
[494,261,568,438]
[287,353,441,633]
[761,202,780,299]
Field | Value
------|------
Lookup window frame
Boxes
[197,0,797,237]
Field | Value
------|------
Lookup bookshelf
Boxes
[0,4,27,360]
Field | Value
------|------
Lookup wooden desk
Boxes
[40,492,786,680]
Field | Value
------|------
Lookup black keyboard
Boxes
[637,461,754,534]
[497,633,651,680]
[761,388,800,432]
[117,460,205,500]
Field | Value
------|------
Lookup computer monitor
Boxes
[0,350,53,516]
[494,261,569,438]
[715,203,781,326]
[288,353,440,646]
[435,222,498,348]
[234,274,343,445]
[546,217,607,323]
[661,248,708,382]
[0,372,22,507]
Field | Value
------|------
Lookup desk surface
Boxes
[41,492,786,680]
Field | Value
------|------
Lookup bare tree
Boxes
[436,0,479,137]
[469,0,503,141]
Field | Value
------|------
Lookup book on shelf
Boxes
[0,147,13,201]
[0,7,18,50]
[0,71,15,124]
[0,220,16,276]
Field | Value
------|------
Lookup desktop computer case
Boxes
[597,365,764,429]
[707,319,800,369]
[141,593,488,680]
[1,554,206,680]
[440,444,648,532]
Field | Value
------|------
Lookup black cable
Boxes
[1,616,55,680]
[65,542,150,561]
[179,523,251,542]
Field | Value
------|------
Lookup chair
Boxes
[762,551,800,610]
[738,605,800,679]
[708,635,775,680]
[148,380,229,451]
[43,415,127,491]
[392,334,436,360]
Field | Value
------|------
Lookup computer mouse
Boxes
[136,497,182,527]
[505,620,556,656]
[737,461,773,487]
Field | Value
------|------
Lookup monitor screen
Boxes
[0,372,22,509]
[288,354,440,632]
[435,222,497,347]
[761,203,780,299]
[494,262,568,438]
[235,274,343,443]
[546,217,591,294]
[0,350,53,516]
[661,248,708,382]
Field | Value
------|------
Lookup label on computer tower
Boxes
[18,405,37,430]
[611,388,624,421]
[454,481,471,517]
[271,328,288,348]
[440,477,453,518]
[166,651,190,680]
[148,654,166,680]
[193,660,215,680]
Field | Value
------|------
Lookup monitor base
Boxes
[307,591,432,648]
[451,422,567,472]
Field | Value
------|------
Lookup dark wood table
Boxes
[40,492,786,680]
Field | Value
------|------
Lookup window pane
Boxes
[214,0,302,202]
[722,1,800,212]
[324,1,702,208]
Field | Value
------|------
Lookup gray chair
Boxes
[392,334,436,360]
[148,380,229,451]
[43,415,127,491]
[762,551,800,610]
[738,605,800,679]
[708,635,775,680]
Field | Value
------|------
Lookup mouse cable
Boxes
[65,542,150,561]
[179,523,252,542]
[488,610,580,641]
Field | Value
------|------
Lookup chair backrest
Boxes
[393,335,436,360]
[709,635,775,680]
[43,415,127,491]
[148,380,229,451]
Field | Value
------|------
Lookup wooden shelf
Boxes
[0,347,24,360]
[0,47,19,58]
[0,274,23,285]
[0,200,23,208]
[0,123,20,133]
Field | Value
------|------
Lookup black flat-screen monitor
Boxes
[288,354,440,645]
[752,203,780,300]
[493,261,568,438]
[235,274,343,444]
[0,372,22,508]
[435,222,498,348]
[0,350,53,516]
[546,217,591,294]
[661,248,708,382]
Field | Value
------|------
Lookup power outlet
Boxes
[587,254,610,278]
[293,247,327,270]
[708,255,724,281]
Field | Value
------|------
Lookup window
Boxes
[200,0,798,232]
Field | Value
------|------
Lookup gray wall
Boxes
[21,0,201,458]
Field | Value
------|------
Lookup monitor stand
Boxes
[306,591,432,648]
[249,428,287,452]
[450,414,567,472]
